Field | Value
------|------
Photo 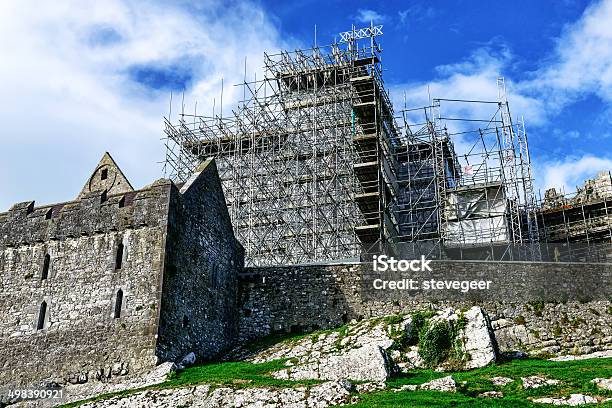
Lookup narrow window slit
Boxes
[115,243,123,270]
[41,254,50,280]
[37,301,47,330]
[114,289,123,319]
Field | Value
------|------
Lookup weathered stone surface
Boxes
[355,381,386,393]
[76,380,353,407]
[238,264,612,357]
[522,375,561,389]
[478,391,504,398]
[246,316,404,382]
[460,307,498,369]
[0,156,244,389]
[273,343,391,382]
[531,394,598,406]
[419,375,457,392]
[591,377,612,391]
[550,350,612,362]
[491,376,514,386]
[53,362,178,407]
[247,306,495,383]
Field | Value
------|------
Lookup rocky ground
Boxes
[6,307,612,407]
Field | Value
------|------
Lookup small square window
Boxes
[101,169,108,180]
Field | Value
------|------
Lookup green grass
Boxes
[351,358,612,408]
[60,359,320,407]
[61,355,612,408]
[162,360,321,389]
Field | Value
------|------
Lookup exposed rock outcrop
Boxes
[521,375,561,389]
[247,306,498,383]
[591,377,612,391]
[77,380,354,408]
[419,375,457,392]
[531,394,599,406]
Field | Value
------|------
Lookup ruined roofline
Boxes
[0,153,226,249]
[0,182,168,218]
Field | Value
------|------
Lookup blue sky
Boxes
[0,0,611,210]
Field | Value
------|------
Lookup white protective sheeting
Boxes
[446,216,508,244]
[444,184,509,244]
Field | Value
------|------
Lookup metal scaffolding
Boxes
[162,24,541,265]
[394,78,540,256]
[164,24,399,265]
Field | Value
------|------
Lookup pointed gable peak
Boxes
[78,152,134,199]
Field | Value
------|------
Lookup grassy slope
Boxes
[63,357,612,407]
[61,359,318,407]
[353,358,612,407]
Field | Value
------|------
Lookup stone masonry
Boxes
[238,262,612,356]
[0,153,243,388]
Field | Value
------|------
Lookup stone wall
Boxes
[157,159,244,362]
[0,156,245,389]
[0,180,173,387]
[238,261,612,356]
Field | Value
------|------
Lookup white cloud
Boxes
[537,155,612,194]
[521,0,612,112]
[398,5,436,24]
[389,0,612,191]
[355,9,385,24]
[0,0,291,211]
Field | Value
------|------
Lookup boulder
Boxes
[521,375,560,389]
[531,394,598,406]
[459,307,498,369]
[177,352,196,369]
[419,375,457,392]
[591,377,612,391]
[273,344,391,382]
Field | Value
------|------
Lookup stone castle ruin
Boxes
[0,153,243,387]
[0,153,610,394]
[0,24,611,398]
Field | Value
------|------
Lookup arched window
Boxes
[41,254,50,280]
[114,289,123,319]
[115,243,123,270]
[37,301,47,330]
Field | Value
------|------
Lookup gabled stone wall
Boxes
[0,180,173,387]
[157,159,244,363]
[0,154,242,389]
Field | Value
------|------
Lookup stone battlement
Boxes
[0,180,173,248]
